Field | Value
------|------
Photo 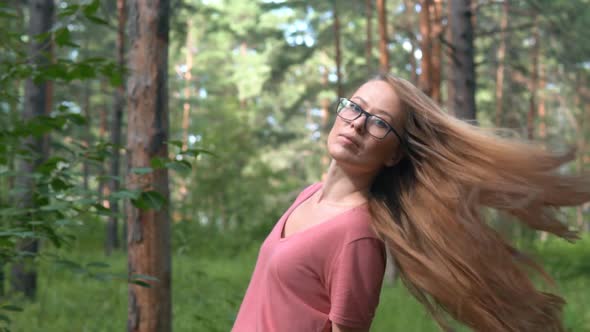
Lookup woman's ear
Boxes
[385,152,402,167]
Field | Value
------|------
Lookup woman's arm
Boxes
[332,323,368,332]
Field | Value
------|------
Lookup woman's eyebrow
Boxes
[351,96,394,120]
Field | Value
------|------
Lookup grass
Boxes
[8,223,590,331]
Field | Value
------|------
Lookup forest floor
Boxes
[9,222,590,332]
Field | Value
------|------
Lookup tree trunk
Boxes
[430,0,442,103]
[126,0,171,331]
[333,0,343,98]
[402,0,418,85]
[376,0,389,73]
[419,0,433,97]
[320,68,330,180]
[106,0,127,256]
[495,0,508,127]
[98,81,109,206]
[537,63,546,140]
[448,0,476,120]
[527,15,539,140]
[365,0,372,75]
[11,0,54,300]
[576,75,588,231]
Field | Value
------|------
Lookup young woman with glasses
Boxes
[232,74,590,332]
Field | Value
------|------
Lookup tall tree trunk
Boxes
[403,0,418,85]
[126,1,171,331]
[106,0,127,255]
[98,81,109,207]
[376,0,389,73]
[576,75,588,231]
[430,0,442,103]
[445,0,455,114]
[537,63,546,140]
[495,0,508,127]
[527,15,539,140]
[320,67,331,179]
[448,0,476,120]
[11,0,54,300]
[419,0,433,97]
[365,0,373,75]
[333,0,342,98]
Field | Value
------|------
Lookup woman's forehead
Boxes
[351,80,401,118]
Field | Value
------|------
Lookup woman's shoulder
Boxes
[337,205,381,243]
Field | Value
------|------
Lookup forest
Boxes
[1,0,589,331]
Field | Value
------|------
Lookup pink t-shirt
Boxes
[232,183,386,332]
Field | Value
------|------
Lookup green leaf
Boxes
[92,203,113,216]
[69,63,96,79]
[82,0,100,16]
[1,305,22,312]
[110,189,140,200]
[150,157,168,170]
[40,202,70,211]
[166,160,192,175]
[86,262,110,269]
[130,274,160,282]
[87,15,109,26]
[130,167,153,175]
[131,190,166,211]
[50,177,72,191]
[166,140,184,148]
[0,314,10,323]
[54,27,79,48]
[37,156,67,175]
[129,280,152,288]
[65,113,87,125]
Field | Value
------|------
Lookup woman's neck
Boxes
[317,160,378,206]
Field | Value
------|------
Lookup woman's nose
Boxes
[350,114,367,133]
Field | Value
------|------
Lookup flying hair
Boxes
[367,73,590,332]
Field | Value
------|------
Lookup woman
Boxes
[232,74,590,332]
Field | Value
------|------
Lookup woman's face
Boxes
[327,80,405,174]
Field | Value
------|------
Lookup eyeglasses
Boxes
[336,98,403,142]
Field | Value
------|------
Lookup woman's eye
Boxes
[372,118,389,129]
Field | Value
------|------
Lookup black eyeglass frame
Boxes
[336,97,404,144]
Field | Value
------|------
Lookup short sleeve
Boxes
[328,238,386,329]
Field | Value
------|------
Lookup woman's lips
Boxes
[338,134,359,147]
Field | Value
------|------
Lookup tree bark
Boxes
[333,0,343,98]
[419,0,433,97]
[365,0,373,76]
[106,0,127,255]
[402,0,418,85]
[126,0,171,331]
[527,14,539,140]
[576,74,588,231]
[430,0,442,103]
[448,0,476,120]
[494,0,508,127]
[11,0,54,300]
[537,63,546,139]
[376,0,389,73]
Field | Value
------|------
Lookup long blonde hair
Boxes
[368,74,590,331]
